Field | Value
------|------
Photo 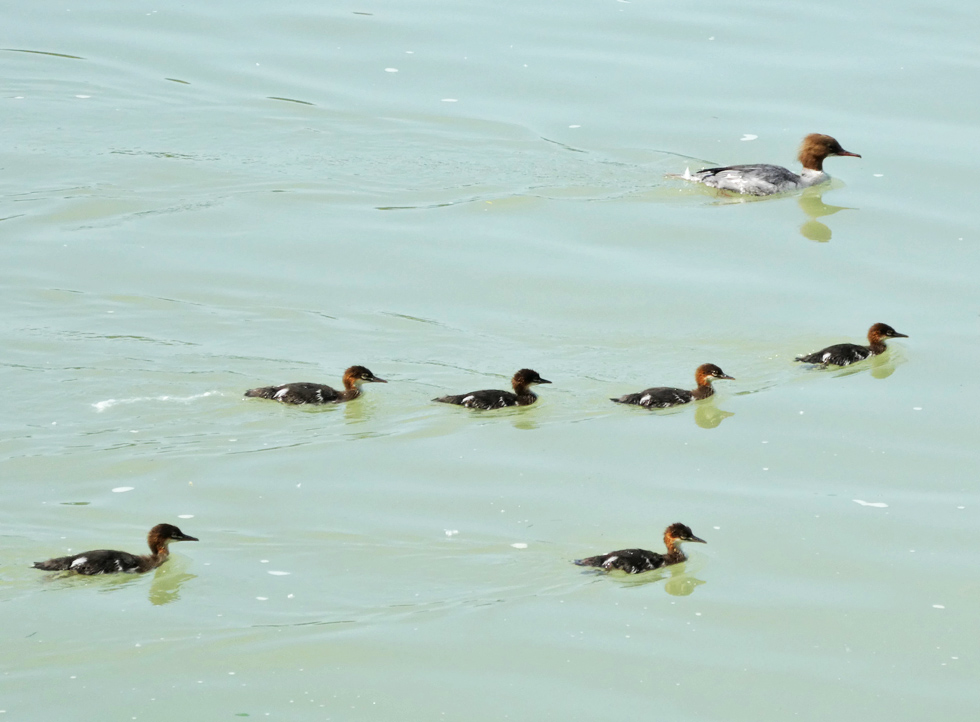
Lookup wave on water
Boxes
[92,391,219,412]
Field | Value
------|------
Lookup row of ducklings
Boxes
[31,137,874,578]
[245,323,908,410]
[33,522,704,576]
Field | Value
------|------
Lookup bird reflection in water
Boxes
[148,568,197,606]
[694,400,734,429]
[343,397,370,424]
[798,188,855,242]
[512,415,540,431]
[618,565,707,596]
[647,399,733,428]
[832,352,902,381]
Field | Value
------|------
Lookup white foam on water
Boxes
[112,486,134,493]
[511,543,527,549]
[740,134,758,141]
[93,391,217,412]
[853,499,888,508]
[268,570,290,576]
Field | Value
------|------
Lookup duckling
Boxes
[795,323,908,366]
[574,523,706,574]
[433,369,551,410]
[33,523,198,575]
[245,365,386,404]
[611,363,733,408]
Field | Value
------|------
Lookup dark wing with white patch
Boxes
[574,548,667,574]
[34,549,145,575]
[433,389,519,409]
[795,343,871,366]
[246,382,341,404]
[612,387,693,408]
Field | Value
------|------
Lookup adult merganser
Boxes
[433,369,551,409]
[574,523,706,574]
[611,363,734,408]
[245,365,387,405]
[32,523,198,575]
[795,323,908,366]
[672,133,861,196]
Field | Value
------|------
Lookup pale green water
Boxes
[2,1,979,720]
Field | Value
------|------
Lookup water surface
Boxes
[2,1,979,720]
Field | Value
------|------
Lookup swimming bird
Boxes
[33,523,198,575]
[574,523,706,574]
[672,133,861,196]
[433,369,551,410]
[611,363,734,408]
[795,323,908,366]
[245,365,387,404]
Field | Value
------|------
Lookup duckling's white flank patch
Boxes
[70,556,87,568]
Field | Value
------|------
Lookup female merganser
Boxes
[574,523,706,574]
[673,133,861,196]
[33,523,198,575]
[611,363,734,408]
[245,365,387,405]
[795,322,908,366]
[433,368,551,409]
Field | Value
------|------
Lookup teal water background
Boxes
[2,1,979,720]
